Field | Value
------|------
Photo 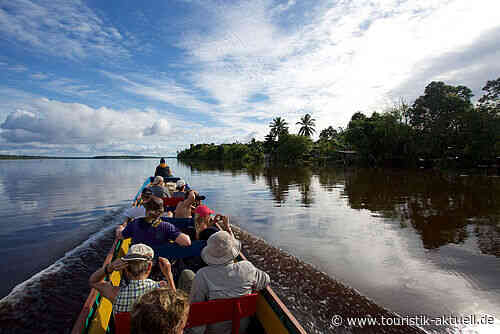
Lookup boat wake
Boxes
[0,210,123,334]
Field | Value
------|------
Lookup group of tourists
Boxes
[89,158,270,334]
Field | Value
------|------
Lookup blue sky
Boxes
[0,0,499,156]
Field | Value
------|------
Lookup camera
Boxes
[195,195,206,201]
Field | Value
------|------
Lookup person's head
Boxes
[176,179,186,191]
[160,158,167,168]
[121,244,154,279]
[201,231,241,265]
[141,188,153,204]
[152,176,164,186]
[131,288,190,334]
[194,204,214,230]
[144,196,164,219]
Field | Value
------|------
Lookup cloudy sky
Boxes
[0,0,499,156]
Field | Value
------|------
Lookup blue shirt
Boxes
[122,218,180,247]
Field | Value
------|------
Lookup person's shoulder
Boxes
[235,260,260,273]
[236,260,254,268]
[159,220,178,230]
[195,265,214,278]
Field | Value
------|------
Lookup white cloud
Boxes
[30,73,48,80]
[177,0,500,136]
[0,92,254,155]
[0,0,127,60]
[0,98,172,144]
[100,71,215,115]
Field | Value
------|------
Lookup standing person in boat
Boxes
[131,288,190,334]
[189,231,270,334]
[88,244,176,314]
[148,176,171,198]
[155,158,173,178]
[116,197,191,247]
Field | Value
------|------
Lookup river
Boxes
[0,158,499,333]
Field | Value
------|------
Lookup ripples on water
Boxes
[0,159,499,333]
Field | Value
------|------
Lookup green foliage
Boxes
[478,77,500,114]
[296,113,316,137]
[177,141,264,163]
[275,134,313,163]
[319,126,338,141]
[409,81,474,158]
[269,117,289,141]
[345,110,415,165]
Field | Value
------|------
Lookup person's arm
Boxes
[115,225,125,240]
[253,267,270,291]
[220,215,234,237]
[175,232,191,246]
[88,259,126,302]
[158,257,176,292]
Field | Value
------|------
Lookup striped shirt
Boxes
[113,279,160,314]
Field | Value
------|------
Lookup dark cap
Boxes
[142,188,153,195]
[160,158,165,163]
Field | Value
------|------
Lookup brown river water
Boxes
[0,158,499,333]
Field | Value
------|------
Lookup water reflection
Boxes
[178,160,500,329]
[180,160,316,207]
[341,168,500,255]
[185,161,500,256]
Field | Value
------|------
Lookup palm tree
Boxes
[269,117,289,141]
[297,113,316,137]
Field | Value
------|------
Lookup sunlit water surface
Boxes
[0,158,499,333]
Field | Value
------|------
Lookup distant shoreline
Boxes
[0,155,177,160]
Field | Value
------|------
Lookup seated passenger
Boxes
[190,231,270,334]
[88,244,176,315]
[122,188,154,225]
[116,197,191,247]
[155,158,173,178]
[131,288,189,334]
[173,179,187,198]
[194,205,233,240]
[149,176,170,198]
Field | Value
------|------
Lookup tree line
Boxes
[178,77,499,167]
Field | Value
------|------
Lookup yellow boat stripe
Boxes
[256,294,290,334]
[87,239,131,334]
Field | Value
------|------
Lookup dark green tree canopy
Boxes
[296,113,316,137]
[319,126,338,141]
[478,77,500,113]
[410,81,473,131]
[269,117,289,141]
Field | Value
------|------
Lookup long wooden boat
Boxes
[71,176,307,334]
